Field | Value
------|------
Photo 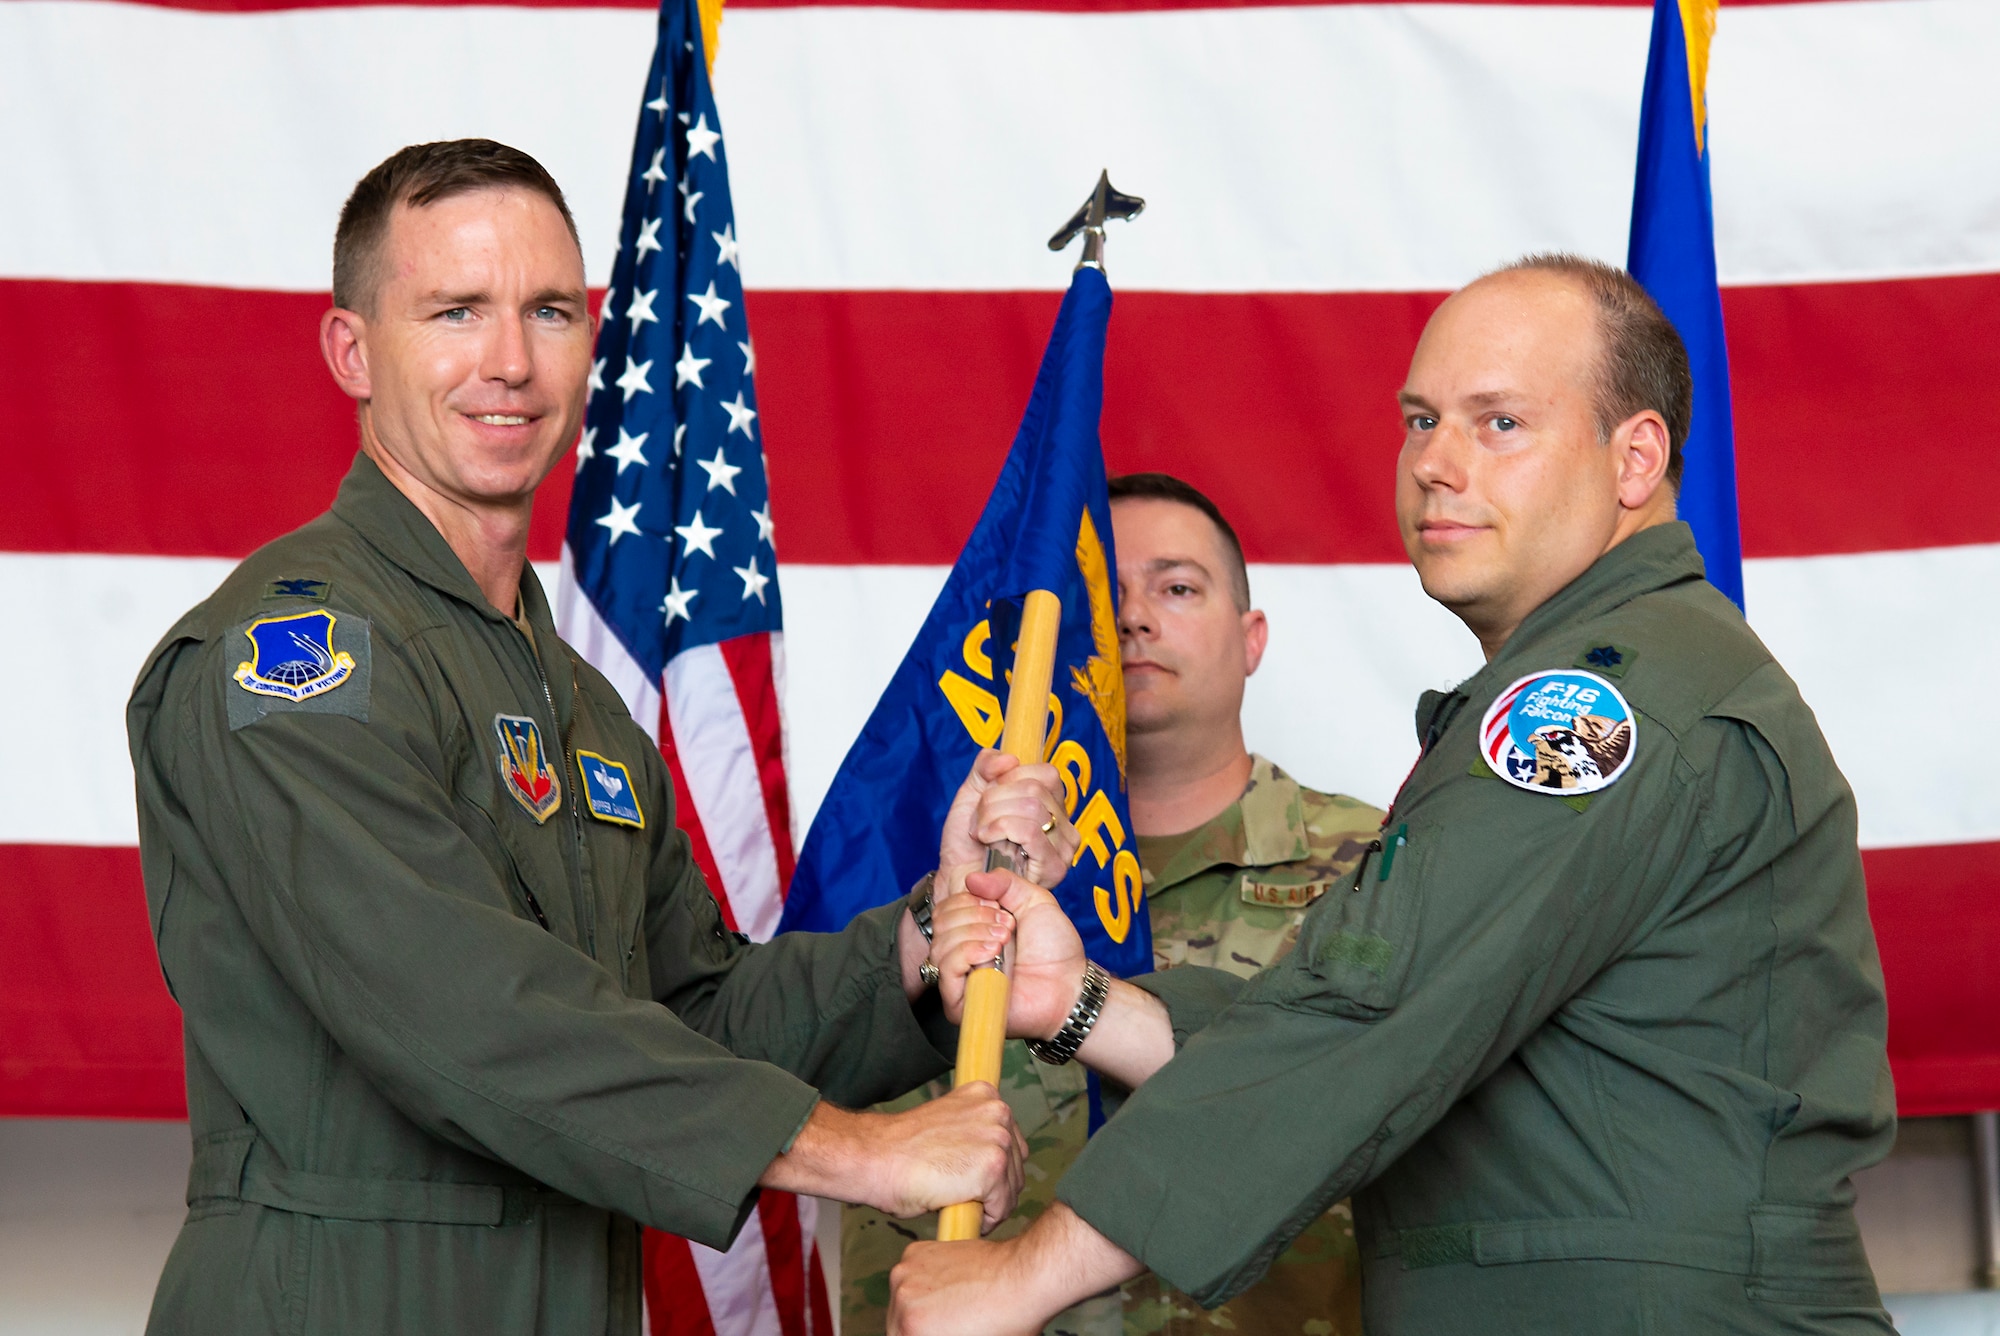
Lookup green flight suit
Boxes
[126,455,953,1336]
[841,759,1384,1336]
[1058,523,1897,1335]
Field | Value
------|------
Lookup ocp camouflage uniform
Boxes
[842,758,1385,1336]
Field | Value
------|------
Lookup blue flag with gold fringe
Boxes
[781,266,1151,981]
[1628,0,1744,609]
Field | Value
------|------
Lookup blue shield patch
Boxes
[234,610,357,702]
[576,750,644,829]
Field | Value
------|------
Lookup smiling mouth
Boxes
[470,414,532,426]
[1418,520,1486,540]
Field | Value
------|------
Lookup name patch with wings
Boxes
[1480,669,1636,796]
[576,750,645,829]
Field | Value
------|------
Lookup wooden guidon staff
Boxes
[935,588,1063,1243]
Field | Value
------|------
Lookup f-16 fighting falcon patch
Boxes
[1479,669,1636,797]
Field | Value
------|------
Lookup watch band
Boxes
[1026,960,1110,1067]
[908,872,937,943]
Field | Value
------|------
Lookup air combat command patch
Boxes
[494,714,563,823]
[1480,669,1637,796]
[576,751,644,829]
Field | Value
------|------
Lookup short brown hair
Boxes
[1107,472,1251,611]
[1495,253,1694,489]
[332,139,581,314]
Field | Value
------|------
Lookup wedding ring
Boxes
[1040,817,1057,834]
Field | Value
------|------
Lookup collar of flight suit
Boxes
[1411,520,1709,753]
[328,452,573,722]
[1144,754,1312,895]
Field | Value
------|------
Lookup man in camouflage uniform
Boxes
[845,474,1385,1335]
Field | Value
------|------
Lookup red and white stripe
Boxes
[6,0,1999,1163]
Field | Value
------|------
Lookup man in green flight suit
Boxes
[842,474,1385,1336]
[124,140,1078,1336]
[892,255,1896,1335]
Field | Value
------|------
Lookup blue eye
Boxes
[1409,415,1437,432]
[1492,416,1518,431]
[442,307,471,322]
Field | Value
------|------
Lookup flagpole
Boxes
[936,589,1060,1242]
[936,175,1143,1243]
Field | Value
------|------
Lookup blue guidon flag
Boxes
[553,0,823,1328]
[1628,0,1743,609]
[782,267,1153,987]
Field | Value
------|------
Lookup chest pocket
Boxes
[448,721,578,941]
[1236,832,1427,1021]
[563,701,654,981]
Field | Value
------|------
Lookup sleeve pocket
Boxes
[1237,837,1427,1021]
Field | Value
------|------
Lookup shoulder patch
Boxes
[1480,669,1636,797]
[264,577,330,602]
[226,609,371,730]
[576,750,645,829]
[494,715,563,823]
[1576,643,1638,678]
[1240,877,1328,909]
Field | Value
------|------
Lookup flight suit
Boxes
[127,455,953,1336]
[1059,523,1897,1334]
[842,759,1384,1336]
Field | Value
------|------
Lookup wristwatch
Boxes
[907,874,942,989]
[1027,960,1110,1067]
[907,872,937,942]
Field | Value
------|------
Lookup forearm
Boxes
[1007,1202,1146,1315]
[759,1085,1025,1226]
[666,899,952,1105]
[758,1100,866,1201]
[1072,977,1176,1090]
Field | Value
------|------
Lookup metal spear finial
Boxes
[1048,170,1145,272]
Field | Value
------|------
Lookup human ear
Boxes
[320,307,373,403]
[1613,410,1672,512]
[1241,609,1269,677]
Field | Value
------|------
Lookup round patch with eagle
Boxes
[1480,669,1637,796]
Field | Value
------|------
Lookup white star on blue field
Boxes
[566,6,779,679]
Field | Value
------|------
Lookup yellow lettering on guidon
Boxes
[962,620,993,679]
[1074,789,1142,943]
[1051,739,1091,819]
[938,670,1003,748]
[1095,849,1142,945]
[1074,788,1125,870]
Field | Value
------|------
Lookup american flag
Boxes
[555,1,819,1331]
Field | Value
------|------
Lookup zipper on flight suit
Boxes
[523,628,595,957]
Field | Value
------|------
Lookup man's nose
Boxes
[484,312,534,387]
[1407,421,1470,491]
[1117,592,1153,639]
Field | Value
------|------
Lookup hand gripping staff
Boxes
[935,172,1142,1243]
